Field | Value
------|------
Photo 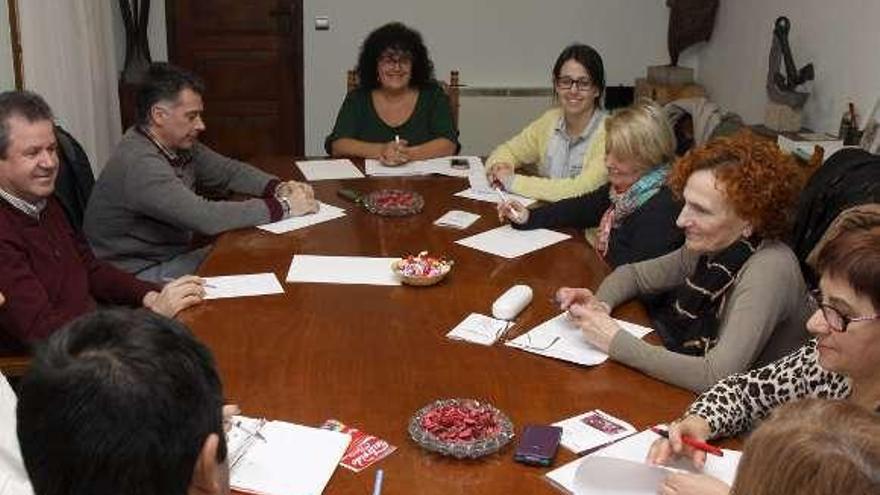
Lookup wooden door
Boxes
[167,0,303,159]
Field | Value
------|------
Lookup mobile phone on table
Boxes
[450,157,470,170]
[513,425,562,466]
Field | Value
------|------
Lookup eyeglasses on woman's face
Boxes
[378,51,413,68]
[809,289,880,332]
[555,76,593,92]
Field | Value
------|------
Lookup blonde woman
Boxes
[499,100,682,267]
[486,44,608,202]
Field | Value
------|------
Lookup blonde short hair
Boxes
[604,99,675,172]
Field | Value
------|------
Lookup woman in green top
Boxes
[325,22,459,165]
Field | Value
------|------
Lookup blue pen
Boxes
[371,469,384,495]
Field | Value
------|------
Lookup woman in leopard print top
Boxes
[648,225,880,495]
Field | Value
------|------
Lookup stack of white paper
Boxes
[455,225,570,258]
[295,159,365,181]
[546,429,741,495]
[364,156,481,178]
[203,273,284,300]
[453,187,537,207]
[258,202,346,234]
[446,313,511,345]
[434,210,481,229]
[228,416,351,495]
[505,313,652,366]
[286,254,401,286]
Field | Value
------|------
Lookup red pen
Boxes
[651,426,723,457]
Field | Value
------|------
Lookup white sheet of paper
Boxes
[364,156,481,177]
[286,254,401,286]
[446,313,511,346]
[505,313,651,366]
[553,409,637,454]
[295,159,364,181]
[258,202,346,234]
[434,210,481,230]
[455,225,569,258]
[453,187,538,207]
[203,273,284,300]
[546,429,741,495]
[229,417,351,495]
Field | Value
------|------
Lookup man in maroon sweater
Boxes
[0,91,205,350]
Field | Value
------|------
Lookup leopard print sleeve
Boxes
[684,340,850,438]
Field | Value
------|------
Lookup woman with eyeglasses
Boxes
[485,43,608,202]
[558,135,810,392]
[325,22,459,166]
[646,225,880,495]
[497,100,683,268]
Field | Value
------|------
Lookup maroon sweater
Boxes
[0,197,157,347]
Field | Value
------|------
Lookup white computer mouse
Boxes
[492,285,533,320]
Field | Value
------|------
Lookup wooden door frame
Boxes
[164,0,304,155]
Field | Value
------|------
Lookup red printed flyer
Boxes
[320,419,397,472]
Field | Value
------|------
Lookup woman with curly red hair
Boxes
[556,134,812,392]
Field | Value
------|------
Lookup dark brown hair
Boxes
[815,225,880,309]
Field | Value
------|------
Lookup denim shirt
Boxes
[543,109,606,179]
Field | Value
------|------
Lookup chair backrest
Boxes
[346,69,460,128]
[0,354,30,377]
[53,125,95,231]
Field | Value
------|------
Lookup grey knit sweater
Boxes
[84,129,282,273]
[598,241,811,392]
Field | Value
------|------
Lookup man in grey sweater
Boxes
[85,64,317,282]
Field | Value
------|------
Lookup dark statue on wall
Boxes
[766,16,814,109]
[119,0,152,84]
[666,0,720,66]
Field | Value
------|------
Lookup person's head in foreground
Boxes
[667,133,802,254]
[732,399,880,495]
[17,309,229,495]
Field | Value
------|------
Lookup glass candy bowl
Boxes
[408,398,514,459]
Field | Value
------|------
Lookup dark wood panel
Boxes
[180,157,733,495]
[167,0,303,158]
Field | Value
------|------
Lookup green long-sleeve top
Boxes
[324,82,460,154]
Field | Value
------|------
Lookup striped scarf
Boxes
[595,164,670,257]
[653,236,761,355]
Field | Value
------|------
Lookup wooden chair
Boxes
[346,69,461,128]
[0,354,30,378]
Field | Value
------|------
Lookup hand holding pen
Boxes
[647,416,717,469]
[496,196,529,224]
[144,275,206,318]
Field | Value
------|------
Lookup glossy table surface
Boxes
[182,156,701,494]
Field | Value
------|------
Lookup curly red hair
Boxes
[668,133,804,239]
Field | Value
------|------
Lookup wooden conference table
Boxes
[181,156,702,494]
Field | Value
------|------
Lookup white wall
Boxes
[303,1,690,155]
[698,0,880,135]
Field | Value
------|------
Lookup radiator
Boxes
[458,87,554,157]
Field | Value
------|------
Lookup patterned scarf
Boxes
[595,164,670,257]
[653,236,762,355]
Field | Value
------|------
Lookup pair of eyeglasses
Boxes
[555,76,592,92]
[379,53,413,67]
[808,289,880,332]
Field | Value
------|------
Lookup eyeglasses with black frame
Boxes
[809,289,880,332]
[554,76,593,92]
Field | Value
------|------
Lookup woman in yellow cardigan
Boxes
[486,44,607,202]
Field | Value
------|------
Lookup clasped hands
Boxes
[554,287,618,353]
[276,180,319,216]
[379,138,410,166]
